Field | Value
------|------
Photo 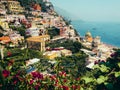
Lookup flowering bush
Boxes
[0,68,81,90]
[1,48,120,90]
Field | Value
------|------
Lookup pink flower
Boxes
[13,80,17,84]
[31,72,43,80]
[34,85,40,90]
[2,70,10,78]
[29,79,34,85]
[37,73,43,80]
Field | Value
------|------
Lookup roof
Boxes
[87,37,93,42]
[26,35,50,42]
[0,36,11,42]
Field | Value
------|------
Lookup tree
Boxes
[47,40,82,53]
[80,49,120,90]
[47,27,60,39]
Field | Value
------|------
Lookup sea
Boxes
[71,21,120,48]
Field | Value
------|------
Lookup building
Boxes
[7,0,24,13]
[32,4,41,11]
[26,35,50,51]
[85,31,93,42]
[0,36,11,44]
[43,49,72,59]
[26,22,40,36]
[0,20,9,30]
[9,33,24,45]
[43,51,61,59]
[61,49,72,56]
[26,58,40,66]
[6,15,26,22]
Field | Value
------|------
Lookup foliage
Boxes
[80,49,120,90]
[0,33,3,37]
[9,25,26,37]
[47,27,60,39]
[56,51,88,77]
[47,40,82,53]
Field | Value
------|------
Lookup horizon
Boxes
[50,0,120,22]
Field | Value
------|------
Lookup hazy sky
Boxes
[50,0,120,22]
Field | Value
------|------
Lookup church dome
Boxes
[85,31,92,37]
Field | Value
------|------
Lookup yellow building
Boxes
[26,35,50,52]
[43,51,58,59]
[0,20,9,30]
[8,0,24,13]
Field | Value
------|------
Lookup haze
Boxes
[50,0,120,22]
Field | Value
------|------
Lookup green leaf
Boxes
[80,87,84,90]
[93,64,99,69]
[117,62,120,68]
[96,76,108,84]
[104,82,113,90]
[82,77,94,84]
[114,72,120,77]
[100,65,110,73]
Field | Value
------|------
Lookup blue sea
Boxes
[72,21,120,48]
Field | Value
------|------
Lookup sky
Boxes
[50,0,120,22]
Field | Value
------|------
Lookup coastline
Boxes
[71,20,120,48]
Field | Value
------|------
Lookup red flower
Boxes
[110,52,117,57]
[7,51,12,57]
[8,59,14,66]
[63,79,67,83]
[2,70,10,78]
[71,85,77,90]
[62,86,69,90]
[50,75,56,81]
[76,77,80,81]
[55,79,58,83]
[54,83,59,87]
[59,71,66,77]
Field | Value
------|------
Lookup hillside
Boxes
[54,6,83,22]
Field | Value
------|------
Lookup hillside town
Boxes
[0,0,115,69]
[1,0,120,90]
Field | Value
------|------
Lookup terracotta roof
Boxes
[0,36,11,42]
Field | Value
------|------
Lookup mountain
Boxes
[54,6,84,22]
